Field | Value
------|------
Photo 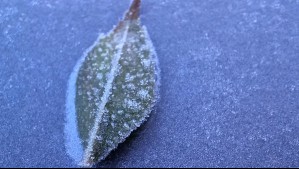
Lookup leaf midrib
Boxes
[82,23,130,166]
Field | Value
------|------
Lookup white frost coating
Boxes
[124,98,141,109]
[143,26,161,100]
[82,25,130,166]
[66,22,160,166]
[138,89,149,99]
[65,33,105,164]
[96,73,103,80]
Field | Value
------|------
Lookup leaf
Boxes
[65,0,160,167]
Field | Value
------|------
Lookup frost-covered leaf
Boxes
[65,0,160,167]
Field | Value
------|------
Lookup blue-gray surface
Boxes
[1,0,299,167]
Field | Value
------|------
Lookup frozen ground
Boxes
[1,0,299,167]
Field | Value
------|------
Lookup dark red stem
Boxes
[125,0,141,20]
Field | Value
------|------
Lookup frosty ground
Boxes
[0,0,299,167]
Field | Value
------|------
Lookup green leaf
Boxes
[65,0,160,167]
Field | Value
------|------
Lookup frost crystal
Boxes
[65,0,160,167]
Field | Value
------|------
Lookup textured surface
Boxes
[68,2,159,164]
[1,0,299,167]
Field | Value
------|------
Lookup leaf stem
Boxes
[125,0,141,21]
